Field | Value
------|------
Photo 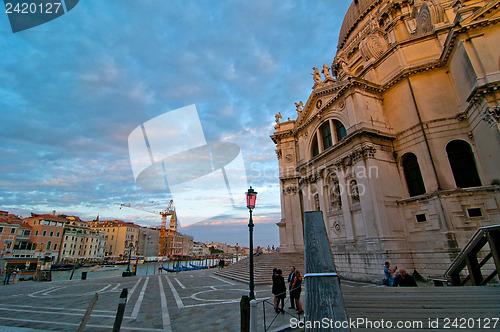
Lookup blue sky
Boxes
[0,0,351,247]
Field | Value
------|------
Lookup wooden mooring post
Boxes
[304,211,349,331]
[77,293,99,332]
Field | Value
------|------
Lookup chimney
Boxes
[51,210,56,216]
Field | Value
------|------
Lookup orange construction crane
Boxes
[120,199,175,256]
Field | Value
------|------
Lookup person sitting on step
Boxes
[394,268,418,287]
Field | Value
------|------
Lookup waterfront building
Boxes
[59,216,106,263]
[193,242,210,256]
[10,219,34,258]
[0,211,19,258]
[137,227,160,257]
[23,212,66,262]
[181,233,194,257]
[240,247,250,256]
[206,242,229,253]
[271,0,500,282]
[224,245,237,255]
[165,230,193,257]
[91,220,140,259]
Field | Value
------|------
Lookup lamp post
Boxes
[246,186,258,300]
[123,235,138,277]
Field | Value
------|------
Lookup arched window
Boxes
[333,120,347,141]
[446,140,481,188]
[311,135,319,157]
[402,153,426,197]
[319,122,333,150]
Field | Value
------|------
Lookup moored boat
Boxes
[90,265,120,272]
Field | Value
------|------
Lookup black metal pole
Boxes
[112,288,128,332]
[248,208,255,300]
[126,245,131,272]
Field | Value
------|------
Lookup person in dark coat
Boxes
[274,269,287,313]
[3,267,12,285]
[394,268,418,287]
[271,268,278,310]
[287,266,295,309]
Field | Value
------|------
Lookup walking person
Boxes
[287,266,295,309]
[218,258,224,270]
[275,269,286,313]
[3,267,12,285]
[272,268,278,311]
[383,262,397,287]
[11,268,19,284]
[291,269,304,314]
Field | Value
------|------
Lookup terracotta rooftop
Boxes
[25,214,69,222]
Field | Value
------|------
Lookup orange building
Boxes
[23,212,66,262]
[1,211,18,258]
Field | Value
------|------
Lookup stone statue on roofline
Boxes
[332,55,352,79]
[322,64,332,79]
[312,67,322,84]
[295,101,304,114]
[275,112,283,124]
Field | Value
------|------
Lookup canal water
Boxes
[50,257,239,281]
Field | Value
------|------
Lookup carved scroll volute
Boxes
[360,31,389,61]
[414,0,445,36]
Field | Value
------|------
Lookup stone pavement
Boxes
[0,268,300,332]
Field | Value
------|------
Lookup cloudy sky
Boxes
[0,0,351,248]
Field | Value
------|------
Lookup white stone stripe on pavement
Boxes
[131,276,149,319]
[165,275,184,308]
[158,275,172,332]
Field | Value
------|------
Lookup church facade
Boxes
[271,0,500,282]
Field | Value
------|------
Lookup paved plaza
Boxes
[0,268,307,332]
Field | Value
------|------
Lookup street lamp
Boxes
[246,186,258,300]
[123,235,138,277]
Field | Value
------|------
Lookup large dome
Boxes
[338,0,381,50]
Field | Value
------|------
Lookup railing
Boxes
[251,288,302,332]
[444,225,500,286]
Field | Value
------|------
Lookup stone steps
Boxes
[215,252,304,285]
[276,285,500,331]
[217,253,500,330]
[342,286,500,330]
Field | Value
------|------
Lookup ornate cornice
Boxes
[467,81,500,104]
[298,144,378,186]
[297,127,394,173]
[282,186,298,196]
[270,129,295,144]
[295,78,383,133]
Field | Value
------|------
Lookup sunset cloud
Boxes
[0,0,351,246]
